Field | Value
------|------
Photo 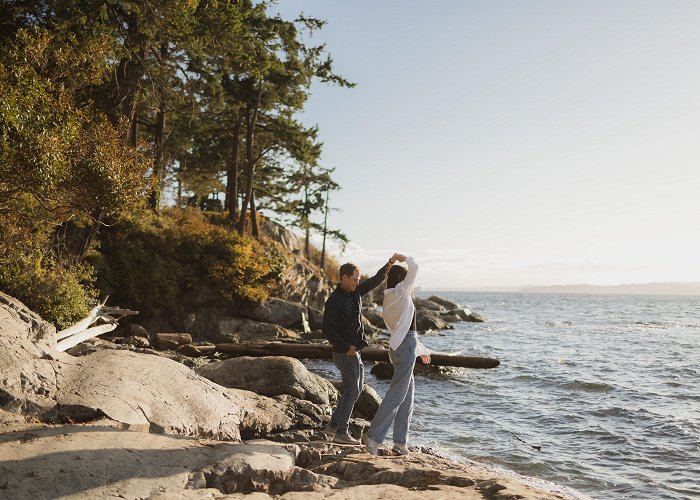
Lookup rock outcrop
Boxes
[0,292,576,499]
[196,356,338,406]
[236,297,306,329]
[0,292,309,441]
[0,423,579,499]
[187,314,299,343]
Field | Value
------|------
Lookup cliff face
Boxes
[147,219,334,334]
[260,219,334,312]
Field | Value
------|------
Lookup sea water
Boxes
[306,292,700,499]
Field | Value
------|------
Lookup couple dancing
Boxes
[322,253,431,456]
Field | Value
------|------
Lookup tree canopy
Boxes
[0,0,351,326]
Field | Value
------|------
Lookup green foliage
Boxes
[0,3,346,327]
[92,208,290,319]
[0,225,97,330]
[0,28,152,227]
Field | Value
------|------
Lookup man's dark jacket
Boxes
[322,263,390,353]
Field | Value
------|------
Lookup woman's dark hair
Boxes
[386,264,408,289]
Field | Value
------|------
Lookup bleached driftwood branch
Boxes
[55,297,139,352]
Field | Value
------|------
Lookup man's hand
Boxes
[346,345,357,356]
[420,354,431,364]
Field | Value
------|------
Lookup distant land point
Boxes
[520,282,700,296]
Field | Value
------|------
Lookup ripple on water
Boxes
[559,379,615,393]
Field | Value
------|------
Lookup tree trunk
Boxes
[113,12,149,146]
[226,113,243,223]
[237,87,262,235]
[303,178,310,259]
[320,187,329,270]
[149,44,168,211]
[250,188,259,238]
[176,162,183,208]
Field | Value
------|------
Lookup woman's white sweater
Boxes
[382,256,431,356]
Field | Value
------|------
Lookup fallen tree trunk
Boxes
[187,342,500,369]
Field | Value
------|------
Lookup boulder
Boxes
[114,335,151,348]
[370,362,394,380]
[362,307,385,327]
[196,356,338,406]
[330,381,381,421]
[448,308,472,321]
[238,297,306,328]
[0,426,314,498]
[413,298,445,311]
[54,349,294,440]
[0,292,60,414]
[427,295,461,310]
[467,311,487,323]
[439,312,463,323]
[307,306,324,330]
[187,314,299,343]
[129,323,149,338]
[0,291,311,441]
[415,310,453,332]
[362,315,382,337]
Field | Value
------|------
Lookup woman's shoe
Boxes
[392,443,410,455]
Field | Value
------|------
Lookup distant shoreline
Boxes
[421,282,700,296]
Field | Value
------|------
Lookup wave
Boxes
[560,380,615,392]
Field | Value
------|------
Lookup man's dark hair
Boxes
[339,262,359,280]
[386,264,407,289]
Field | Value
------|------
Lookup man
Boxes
[322,253,401,444]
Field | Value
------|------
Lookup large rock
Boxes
[0,425,330,498]
[0,425,577,500]
[362,306,385,328]
[196,356,338,406]
[413,298,445,311]
[0,292,60,414]
[427,295,460,310]
[238,297,306,329]
[187,314,299,343]
[330,381,381,421]
[54,349,294,440]
[0,292,309,441]
[306,306,324,330]
[466,311,487,322]
[415,310,453,332]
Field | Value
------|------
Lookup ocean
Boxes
[306,292,700,499]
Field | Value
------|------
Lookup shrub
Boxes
[0,224,97,330]
[92,208,290,320]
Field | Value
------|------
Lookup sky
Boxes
[272,1,700,290]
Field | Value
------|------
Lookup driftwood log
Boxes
[55,299,138,352]
[184,342,500,369]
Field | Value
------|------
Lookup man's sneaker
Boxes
[333,433,359,445]
[392,443,410,455]
[322,424,337,439]
[363,433,380,456]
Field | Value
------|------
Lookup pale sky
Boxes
[274,1,700,289]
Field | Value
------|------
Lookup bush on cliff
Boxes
[92,208,290,320]
[0,225,97,330]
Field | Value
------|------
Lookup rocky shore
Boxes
[0,286,584,499]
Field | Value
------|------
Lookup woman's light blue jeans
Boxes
[367,330,417,445]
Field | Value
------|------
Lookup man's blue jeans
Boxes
[329,350,364,434]
[367,330,417,445]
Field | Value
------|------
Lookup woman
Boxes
[363,254,430,456]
